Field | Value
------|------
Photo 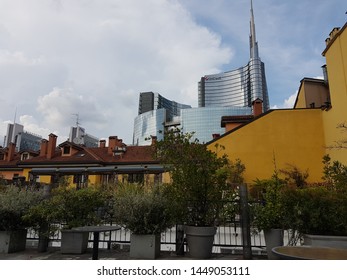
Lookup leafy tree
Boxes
[154,128,231,226]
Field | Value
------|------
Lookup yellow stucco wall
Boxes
[322,26,347,165]
[0,170,23,180]
[208,109,326,184]
[295,85,307,109]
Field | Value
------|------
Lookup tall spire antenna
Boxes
[11,108,17,143]
[250,0,259,59]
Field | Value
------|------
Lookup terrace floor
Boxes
[0,245,266,260]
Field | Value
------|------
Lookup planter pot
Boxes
[272,246,347,260]
[185,226,216,259]
[61,230,89,254]
[0,229,27,253]
[130,234,161,259]
[303,234,347,249]
[264,229,284,260]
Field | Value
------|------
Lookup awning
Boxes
[30,168,58,175]
[30,165,166,175]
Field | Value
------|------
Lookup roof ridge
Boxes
[84,147,105,161]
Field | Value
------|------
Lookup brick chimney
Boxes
[151,136,157,146]
[252,98,263,117]
[212,133,220,139]
[6,142,16,162]
[47,133,57,159]
[108,136,123,155]
[99,139,106,148]
[40,139,48,157]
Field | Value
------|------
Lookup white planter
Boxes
[303,234,347,249]
[61,230,89,254]
[185,226,216,259]
[264,229,284,260]
[0,229,27,253]
[130,234,161,259]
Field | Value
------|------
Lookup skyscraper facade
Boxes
[198,1,269,112]
[133,92,191,145]
[4,123,42,152]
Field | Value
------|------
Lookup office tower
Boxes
[133,92,191,145]
[4,123,42,152]
[198,0,269,112]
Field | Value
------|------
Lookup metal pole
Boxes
[239,184,252,259]
[175,224,185,255]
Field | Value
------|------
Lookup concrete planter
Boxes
[264,229,284,260]
[130,234,161,259]
[0,229,27,253]
[61,230,89,254]
[185,226,216,259]
[303,234,347,249]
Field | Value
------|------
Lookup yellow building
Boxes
[208,22,347,184]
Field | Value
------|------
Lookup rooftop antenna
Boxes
[250,0,259,59]
[72,113,81,127]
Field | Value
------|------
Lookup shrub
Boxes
[113,183,174,235]
[0,186,45,231]
[50,186,106,229]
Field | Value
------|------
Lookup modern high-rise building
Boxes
[3,123,42,152]
[133,1,269,145]
[198,0,269,112]
[133,92,191,145]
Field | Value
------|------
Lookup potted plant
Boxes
[282,185,347,248]
[280,156,347,249]
[113,183,174,259]
[251,173,287,259]
[53,186,106,254]
[154,129,230,258]
[0,185,44,253]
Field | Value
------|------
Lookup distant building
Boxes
[69,125,99,147]
[3,123,42,152]
[133,92,191,145]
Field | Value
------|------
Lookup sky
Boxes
[0,0,346,145]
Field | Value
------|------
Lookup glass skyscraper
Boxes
[198,0,269,112]
[133,1,269,145]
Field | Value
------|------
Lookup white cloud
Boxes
[283,93,298,109]
[0,0,232,143]
[272,92,298,109]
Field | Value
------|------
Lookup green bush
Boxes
[0,186,45,231]
[113,183,174,235]
[251,174,287,231]
[50,186,106,229]
[282,186,347,236]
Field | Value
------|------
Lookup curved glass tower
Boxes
[198,0,269,112]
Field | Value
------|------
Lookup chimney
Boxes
[212,134,220,139]
[47,133,57,159]
[151,136,157,146]
[40,139,48,157]
[6,142,16,162]
[108,136,122,154]
[252,98,263,117]
[99,139,106,148]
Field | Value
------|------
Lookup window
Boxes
[63,146,70,155]
[21,153,29,161]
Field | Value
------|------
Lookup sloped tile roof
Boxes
[18,145,157,167]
